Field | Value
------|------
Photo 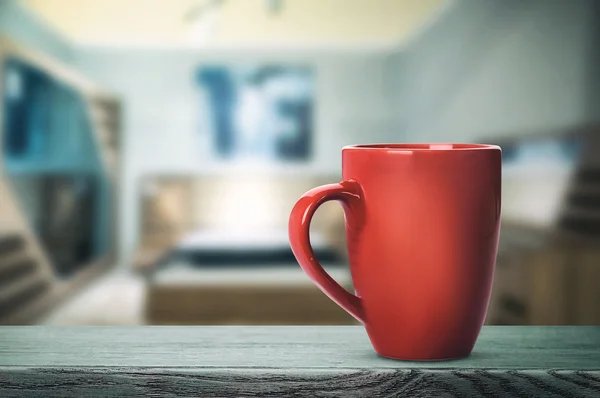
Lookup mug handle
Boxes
[288,179,366,324]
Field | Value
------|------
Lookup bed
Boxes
[135,174,356,325]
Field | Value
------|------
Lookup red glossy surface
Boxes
[289,143,502,361]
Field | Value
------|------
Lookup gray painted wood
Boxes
[0,326,599,397]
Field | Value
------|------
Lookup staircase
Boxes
[0,233,54,324]
[558,165,600,238]
[487,126,600,325]
[0,38,120,324]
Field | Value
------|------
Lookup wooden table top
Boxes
[1,326,599,397]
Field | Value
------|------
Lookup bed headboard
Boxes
[135,174,348,267]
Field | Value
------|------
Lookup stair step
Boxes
[0,277,51,320]
[0,234,26,257]
[0,258,38,289]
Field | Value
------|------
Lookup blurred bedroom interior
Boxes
[0,0,599,326]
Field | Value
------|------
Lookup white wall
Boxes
[391,0,600,229]
[75,48,400,262]
[396,0,599,142]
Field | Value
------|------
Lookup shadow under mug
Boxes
[289,143,502,361]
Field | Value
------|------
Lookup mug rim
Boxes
[343,143,501,152]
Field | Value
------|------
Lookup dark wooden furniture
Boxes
[0,326,599,396]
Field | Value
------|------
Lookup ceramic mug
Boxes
[289,144,502,360]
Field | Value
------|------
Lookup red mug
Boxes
[289,143,502,360]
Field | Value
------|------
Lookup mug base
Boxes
[376,352,471,362]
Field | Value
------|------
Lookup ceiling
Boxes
[21,0,448,48]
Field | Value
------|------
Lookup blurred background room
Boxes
[0,0,598,326]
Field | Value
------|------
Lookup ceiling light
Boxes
[189,6,221,43]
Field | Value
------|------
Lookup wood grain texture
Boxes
[1,368,599,397]
[0,326,599,397]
